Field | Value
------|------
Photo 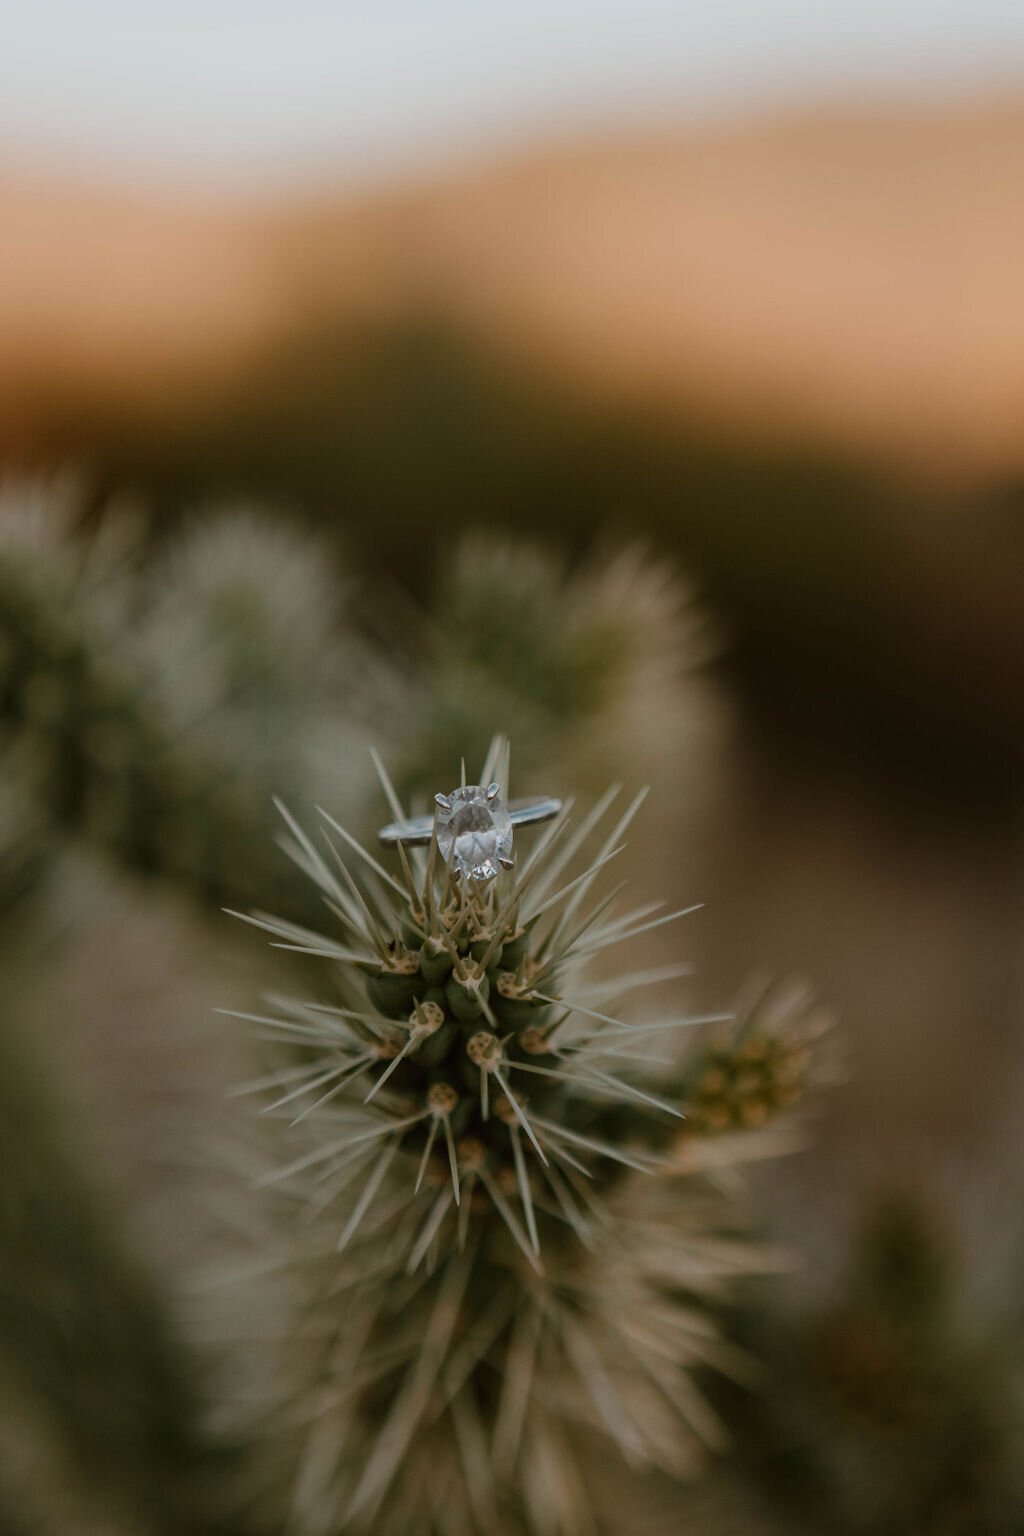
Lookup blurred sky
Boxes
[2,0,1024,187]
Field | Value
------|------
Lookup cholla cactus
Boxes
[382,539,724,865]
[684,979,830,1135]
[0,485,365,914]
[223,739,822,1536]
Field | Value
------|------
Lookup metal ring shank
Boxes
[378,795,562,848]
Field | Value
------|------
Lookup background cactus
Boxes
[383,538,724,842]
[0,487,369,918]
[0,487,721,922]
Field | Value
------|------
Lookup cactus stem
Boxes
[472,893,519,973]
[445,900,474,950]
[217,745,824,1531]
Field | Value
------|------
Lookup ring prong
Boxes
[435,793,452,811]
[498,855,514,871]
[486,782,501,800]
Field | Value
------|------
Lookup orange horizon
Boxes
[2,90,1024,480]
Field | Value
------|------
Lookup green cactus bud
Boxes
[444,968,490,1021]
[499,924,532,966]
[418,936,454,987]
[490,968,550,1030]
[365,951,424,1016]
[469,934,501,966]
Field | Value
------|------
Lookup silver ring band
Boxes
[379,794,562,848]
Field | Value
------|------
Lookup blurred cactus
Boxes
[0,484,367,915]
[380,538,725,857]
[1,485,720,921]
[221,741,823,1536]
[716,1187,1024,1536]
[682,979,835,1135]
[0,961,242,1536]
[0,484,826,1536]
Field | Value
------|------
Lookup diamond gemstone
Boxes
[434,785,513,882]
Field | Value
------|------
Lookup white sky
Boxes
[2,0,1024,188]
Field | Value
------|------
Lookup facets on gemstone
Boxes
[433,784,513,882]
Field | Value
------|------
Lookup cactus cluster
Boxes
[384,538,722,843]
[0,483,739,1536]
[0,486,714,927]
[684,982,827,1135]
[224,740,821,1536]
[0,490,361,915]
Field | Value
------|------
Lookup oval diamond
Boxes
[434,785,513,882]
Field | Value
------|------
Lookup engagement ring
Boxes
[379,783,561,883]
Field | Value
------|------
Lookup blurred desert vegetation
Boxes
[3,87,1024,1534]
